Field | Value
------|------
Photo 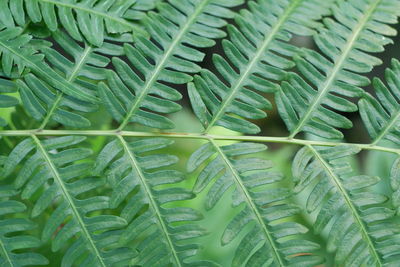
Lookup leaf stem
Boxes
[0,130,399,155]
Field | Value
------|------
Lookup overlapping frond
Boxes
[359,59,400,145]
[18,30,125,129]
[277,0,400,139]
[0,78,18,126]
[99,0,244,130]
[0,0,400,266]
[293,145,400,266]
[0,27,44,77]
[1,136,135,267]
[189,0,335,134]
[93,137,210,266]
[188,141,323,266]
[0,185,48,266]
[1,0,147,46]
[0,27,98,103]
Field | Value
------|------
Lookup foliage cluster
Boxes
[0,0,400,266]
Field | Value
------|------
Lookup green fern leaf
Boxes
[189,0,335,134]
[0,27,98,103]
[94,137,211,266]
[1,0,147,46]
[188,141,323,266]
[100,0,244,130]
[1,1,400,265]
[293,145,399,266]
[0,185,48,267]
[359,59,400,145]
[1,136,135,267]
[0,27,44,77]
[17,30,126,129]
[277,0,400,140]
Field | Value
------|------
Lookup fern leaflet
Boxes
[188,141,323,266]
[293,145,399,266]
[277,0,399,139]
[359,59,400,145]
[1,136,134,267]
[94,137,209,266]
[100,0,243,131]
[189,0,335,134]
[0,184,48,267]
[18,30,125,129]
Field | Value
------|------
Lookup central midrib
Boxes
[204,0,302,133]
[289,0,383,138]
[117,0,212,131]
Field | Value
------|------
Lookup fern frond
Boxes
[0,0,399,265]
[0,185,48,266]
[293,145,399,266]
[277,0,399,139]
[1,0,147,46]
[100,0,244,130]
[188,141,323,266]
[0,78,18,126]
[1,136,135,267]
[94,137,210,266]
[0,27,98,103]
[17,30,125,129]
[359,59,400,145]
[189,0,335,134]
